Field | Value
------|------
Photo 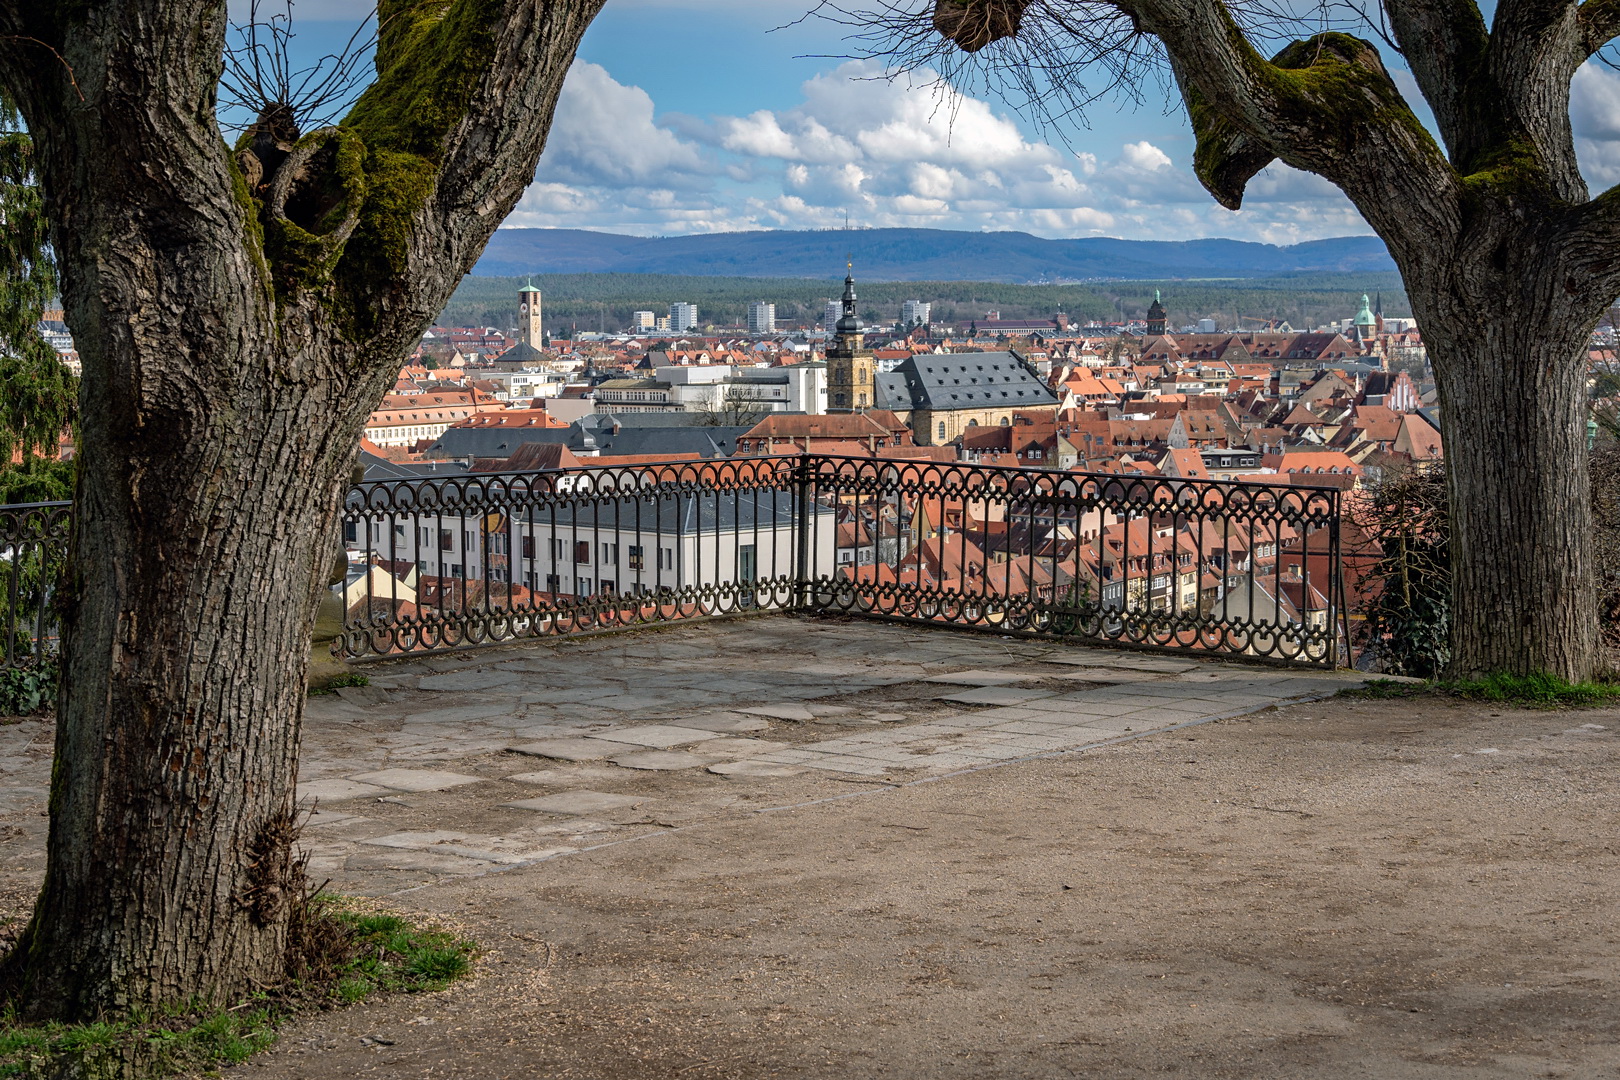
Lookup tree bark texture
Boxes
[0,0,603,1019]
[929,0,1620,680]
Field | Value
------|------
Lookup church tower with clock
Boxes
[826,265,874,413]
[519,279,543,350]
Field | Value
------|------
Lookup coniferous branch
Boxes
[0,91,74,464]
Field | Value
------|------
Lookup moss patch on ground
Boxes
[0,901,474,1079]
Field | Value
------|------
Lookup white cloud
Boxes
[533,62,710,189]
[1574,62,1620,190]
[1120,141,1171,170]
[505,57,1387,242]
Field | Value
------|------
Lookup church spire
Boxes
[827,260,873,413]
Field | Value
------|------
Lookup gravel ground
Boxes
[228,691,1620,1079]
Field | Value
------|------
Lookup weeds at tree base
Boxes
[307,672,370,696]
[0,899,474,1079]
[1342,672,1620,709]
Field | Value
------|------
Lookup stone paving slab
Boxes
[922,670,1043,686]
[510,737,644,761]
[700,738,791,757]
[667,713,772,734]
[609,750,715,771]
[358,831,572,864]
[935,686,1059,706]
[297,778,392,805]
[590,724,722,749]
[505,791,652,816]
[708,760,808,778]
[737,703,818,722]
[348,769,485,793]
[418,670,521,692]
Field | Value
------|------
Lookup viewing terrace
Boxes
[6,459,1619,1078]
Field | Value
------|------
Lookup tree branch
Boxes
[1380,0,1489,161]
[1486,0,1589,200]
[1564,182,1620,301]
[333,0,604,350]
[1579,0,1620,53]
[1126,0,1461,254]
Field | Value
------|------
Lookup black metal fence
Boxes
[1,500,72,670]
[337,454,1344,667]
[0,454,1347,675]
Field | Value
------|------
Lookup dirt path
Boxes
[235,693,1620,1079]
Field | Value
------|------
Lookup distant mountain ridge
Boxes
[473,228,1395,283]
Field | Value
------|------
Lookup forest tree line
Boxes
[439,271,1411,336]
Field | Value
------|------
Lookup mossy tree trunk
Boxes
[0,0,604,1020]
[926,0,1620,681]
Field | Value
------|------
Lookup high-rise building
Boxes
[826,267,873,413]
[670,302,699,333]
[519,280,543,349]
[747,302,777,334]
[901,300,931,327]
[824,301,841,332]
[630,310,656,331]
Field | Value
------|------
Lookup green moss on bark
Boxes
[345,0,504,161]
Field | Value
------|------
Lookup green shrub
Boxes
[0,660,55,717]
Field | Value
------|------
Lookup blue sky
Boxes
[278,1,1620,243]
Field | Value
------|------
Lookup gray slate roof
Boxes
[425,419,752,460]
[874,351,1058,413]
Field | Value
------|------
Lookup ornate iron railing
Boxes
[796,456,1343,665]
[1,500,72,670]
[336,454,1344,667]
[0,455,1347,675]
[334,456,825,659]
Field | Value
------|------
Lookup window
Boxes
[439,529,454,552]
[522,535,535,559]
[343,521,357,544]
[660,547,674,570]
[937,422,946,438]
[600,580,616,596]
[574,540,591,564]
[576,577,593,597]
[545,573,561,594]
[599,542,618,564]
[450,563,463,577]
[628,545,645,570]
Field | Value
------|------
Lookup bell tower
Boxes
[519,279,543,350]
[826,262,874,413]
[1146,289,1167,337]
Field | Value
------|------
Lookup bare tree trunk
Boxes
[1417,296,1598,681]
[0,0,604,1021]
[15,370,358,1015]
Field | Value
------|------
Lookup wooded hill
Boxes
[439,272,1411,336]
[472,227,1396,282]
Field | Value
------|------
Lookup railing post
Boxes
[793,452,813,612]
